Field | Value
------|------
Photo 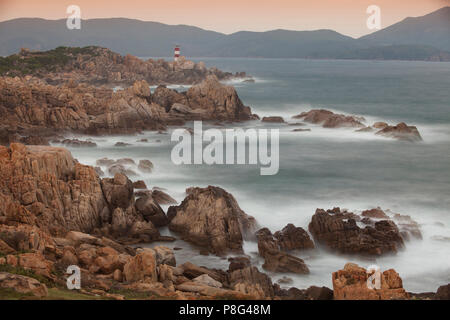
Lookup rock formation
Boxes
[293,109,365,128]
[308,208,404,255]
[167,186,257,255]
[332,263,408,300]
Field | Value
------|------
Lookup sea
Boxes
[60,58,450,293]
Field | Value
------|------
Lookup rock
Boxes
[185,75,257,121]
[262,116,285,123]
[293,109,365,128]
[256,228,310,274]
[0,144,110,236]
[392,213,422,240]
[332,263,408,300]
[60,138,97,147]
[375,122,422,142]
[135,195,168,227]
[96,158,115,166]
[94,166,104,177]
[309,208,404,255]
[152,246,176,267]
[133,180,147,189]
[108,164,136,176]
[180,262,226,284]
[138,159,153,173]
[273,224,315,251]
[228,266,275,299]
[168,186,257,255]
[0,272,48,297]
[114,142,131,147]
[151,189,177,205]
[435,284,450,300]
[292,128,311,132]
[277,276,293,285]
[373,122,388,129]
[305,286,334,300]
[113,269,123,282]
[192,274,223,288]
[17,252,54,277]
[228,257,251,272]
[361,208,389,219]
[123,249,157,283]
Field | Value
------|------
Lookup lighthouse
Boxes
[174,45,180,62]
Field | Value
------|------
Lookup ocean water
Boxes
[63,58,450,293]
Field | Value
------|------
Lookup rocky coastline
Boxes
[0,143,448,300]
[0,47,445,300]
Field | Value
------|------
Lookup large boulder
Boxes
[135,196,168,227]
[228,266,275,299]
[274,224,315,251]
[0,272,48,298]
[332,263,408,300]
[168,186,257,255]
[123,249,157,283]
[308,208,404,255]
[186,76,256,121]
[256,228,309,274]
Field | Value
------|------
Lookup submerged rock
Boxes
[293,109,365,128]
[375,122,422,142]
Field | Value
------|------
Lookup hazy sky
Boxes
[0,0,448,37]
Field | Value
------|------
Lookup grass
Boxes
[0,46,101,76]
[0,263,54,287]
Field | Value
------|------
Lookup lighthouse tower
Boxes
[174,45,180,62]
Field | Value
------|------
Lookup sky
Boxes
[0,0,448,38]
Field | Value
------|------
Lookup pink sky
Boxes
[0,0,448,37]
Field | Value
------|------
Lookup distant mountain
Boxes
[0,7,449,61]
[359,6,450,51]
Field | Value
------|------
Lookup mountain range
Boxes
[0,6,449,61]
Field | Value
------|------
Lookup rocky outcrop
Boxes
[308,208,404,255]
[0,272,48,297]
[274,224,315,251]
[332,263,408,300]
[0,143,160,243]
[0,75,256,142]
[293,109,365,128]
[256,228,310,274]
[167,186,257,255]
[375,122,422,142]
[1,46,250,86]
[228,266,275,299]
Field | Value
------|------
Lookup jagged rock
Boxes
[293,109,365,128]
[152,246,176,267]
[228,257,251,272]
[192,274,223,288]
[151,189,177,205]
[375,122,422,142]
[168,186,257,255]
[256,228,310,274]
[228,266,275,299]
[274,224,315,251]
[132,180,147,189]
[309,208,404,255]
[332,263,408,300]
[60,138,97,147]
[135,195,168,227]
[0,272,48,297]
[435,284,450,300]
[361,208,389,219]
[123,249,157,283]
